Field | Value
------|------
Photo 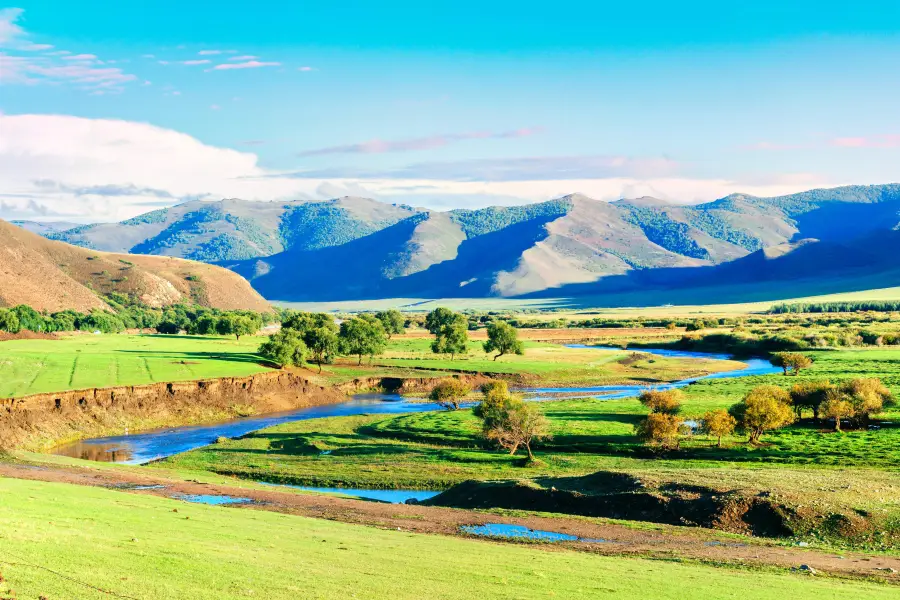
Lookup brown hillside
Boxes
[0,220,271,312]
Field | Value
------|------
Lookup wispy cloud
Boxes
[181,59,211,65]
[298,66,314,71]
[141,53,156,59]
[62,53,97,61]
[830,135,900,149]
[0,7,24,44]
[228,55,258,61]
[209,60,281,71]
[198,49,223,55]
[296,128,543,157]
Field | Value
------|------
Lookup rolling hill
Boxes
[18,183,900,303]
[0,220,271,312]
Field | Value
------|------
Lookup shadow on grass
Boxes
[115,349,266,366]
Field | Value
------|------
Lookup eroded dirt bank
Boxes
[335,373,507,394]
[0,459,898,582]
[0,370,347,451]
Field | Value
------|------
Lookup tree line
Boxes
[770,301,900,314]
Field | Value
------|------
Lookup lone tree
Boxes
[217,313,260,341]
[638,389,683,415]
[375,309,405,338]
[429,378,470,410]
[339,315,387,365]
[770,352,813,376]
[728,385,795,444]
[819,391,853,432]
[483,321,524,361]
[426,308,469,359]
[635,413,684,450]
[305,326,339,373]
[258,329,307,368]
[473,381,549,460]
[700,409,737,447]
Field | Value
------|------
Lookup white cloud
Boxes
[0,7,24,44]
[0,114,845,223]
[229,55,258,61]
[209,60,280,71]
[181,59,211,65]
[62,53,97,61]
[198,49,223,55]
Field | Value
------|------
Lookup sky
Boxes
[1,1,899,223]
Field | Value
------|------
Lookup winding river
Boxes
[51,347,780,466]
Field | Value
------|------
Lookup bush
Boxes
[258,329,307,368]
[700,409,737,447]
[770,352,813,376]
[638,389,683,415]
[729,385,795,444]
[635,413,684,450]
[429,379,470,411]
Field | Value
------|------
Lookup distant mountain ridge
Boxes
[20,183,900,303]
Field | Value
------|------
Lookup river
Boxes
[51,346,780,465]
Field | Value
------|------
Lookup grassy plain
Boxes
[0,334,271,398]
[0,477,895,600]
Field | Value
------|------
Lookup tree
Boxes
[638,389,683,415]
[770,352,813,376]
[427,310,468,359]
[305,326,338,373]
[258,329,307,368]
[0,309,20,334]
[483,321,524,361]
[375,309,405,338]
[339,316,387,365]
[700,409,737,447]
[839,378,893,427]
[635,413,684,450]
[429,378,470,410]
[473,381,550,460]
[424,307,457,335]
[190,314,219,335]
[819,392,853,432]
[728,385,795,444]
[217,314,258,340]
[789,380,833,419]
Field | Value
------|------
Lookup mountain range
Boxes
[17,183,900,305]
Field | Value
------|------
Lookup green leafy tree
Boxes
[770,352,813,376]
[789,380,833,419]
[339,316,387,365]
[728,385,795,444]
[375,309,405,338]
[700,409,737,447]
[0,309,21,333]
[305,326,339,373]
[483,321,524,361]
[258,329,307,368]
[426,308,469,359]
[190,314,219,335]
[429,378,470,410]
[12,305,45,332]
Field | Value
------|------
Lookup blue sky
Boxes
[1,1,899,222]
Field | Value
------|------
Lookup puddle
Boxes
[260,482,439,504]
[461,523,607,543]
[171,493,255,505]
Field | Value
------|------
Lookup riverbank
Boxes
[1,458,898,585]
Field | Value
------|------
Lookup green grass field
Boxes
[0,334,271,398]
[0,477,893,600]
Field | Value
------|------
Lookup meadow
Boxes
[0,334,272,398]
[0,477,895,600]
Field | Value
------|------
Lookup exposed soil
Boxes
[0,369,347,451]
[0,330,58,342]
[1,460,898,582]
[335,373,510,395]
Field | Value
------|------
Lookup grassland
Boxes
[0,334,272,398]
[371,337,740,386]
[0,477,895,600]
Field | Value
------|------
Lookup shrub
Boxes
[700,409,737,447]
[429,379,470,411]
[474,381,549,460]
[638,389,683,415]
[728,385,795,444]
[258,329,307,368]
[819,393,854,432]
[635,413,684,450]
[789,380,833,419]
[770,352,813,376]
